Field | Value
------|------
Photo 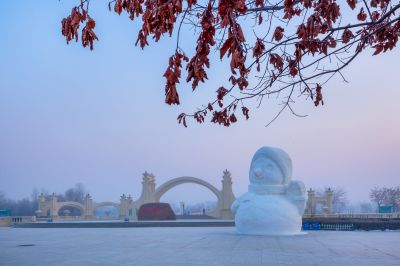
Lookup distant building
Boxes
[379,205,393,213]
[0,210,10,217]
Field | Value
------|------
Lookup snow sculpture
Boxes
[231,146,306,235]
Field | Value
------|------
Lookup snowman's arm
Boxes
[231,198,240,214]
[286,180,306,215]
[231,193,252,214]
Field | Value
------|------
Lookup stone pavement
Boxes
[0,227,399,265]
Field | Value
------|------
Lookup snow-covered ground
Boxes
[0,227,399,265]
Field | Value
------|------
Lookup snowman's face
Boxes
[249,157,284,185]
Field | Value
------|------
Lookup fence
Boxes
[303,213,400,219]
[303,222,354,231]
[11,216,36,223]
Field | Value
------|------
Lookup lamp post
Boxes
[180,202,185,216]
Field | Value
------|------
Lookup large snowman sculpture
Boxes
[231,146,306,235]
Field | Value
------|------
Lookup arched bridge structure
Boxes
[37,170,235,220]
[136,170,235,219]
[93,202,121,210]
[93,202,122,218]
[154,176,222,202]
[56,201,85,216]
[37,194,133,221]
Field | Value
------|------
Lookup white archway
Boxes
[154,177,223,217]
[154,176,223,203]
[93,202,121,218]
[94,202,120,209]
[135,172,235,219]
[56,201,85,217]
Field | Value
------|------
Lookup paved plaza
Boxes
[0,227,399,266]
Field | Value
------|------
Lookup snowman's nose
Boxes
[254,168,262,178]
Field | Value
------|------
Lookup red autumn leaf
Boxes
[296,24,307,40]
[289,64,298,77]
[342,29,354,43]
[186,3,216,90]
[164,51,188,105]
[314,84,324,106]
[357,8,367,21]
[242,106,249,120]
[269,53,284,71]
[217,87,228,100]
[303,0,312,8]
[373,44,384,55]
[81,17,98,50]
[253,38,265,59]
[220,37,234,59]
[255,0,264,7]
[370,0,378,7]
[347,0,357,9]
[229,113,237,123]
[87,18,95,29]
[372,11,380,21]
[273,26,285,42]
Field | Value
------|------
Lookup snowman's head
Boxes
[249,146,292,186]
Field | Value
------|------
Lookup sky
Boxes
[0,1,399,206]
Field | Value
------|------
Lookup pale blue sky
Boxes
[0,1,399,205]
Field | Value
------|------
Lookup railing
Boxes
[36,216,84,222]
[36,216,127,222]
[303,213,400,219]
[11,216,36,223]
[303,222,354,231]
[318,223,354,230]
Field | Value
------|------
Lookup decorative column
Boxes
[137,172,156,206]
[220,170,235,219]
[37,193,47,217]
[119,194,128,218]
[83,194,94,220]
[306,189,316,215]
[50,193,58,220]
[325,188,334,214]
[126,195,136,219]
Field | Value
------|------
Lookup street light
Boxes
[180,202,185,216]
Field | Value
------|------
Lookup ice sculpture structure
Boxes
[231,146,306,235]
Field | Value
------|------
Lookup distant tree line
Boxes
[0,183,86,216]
[318,186,400,214]
[2,184,399,216]
[0,190,38,216]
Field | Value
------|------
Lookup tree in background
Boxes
[385,186,400,211]
[317,186,348,213]
[370,186,400,212]
[331,187,348,213]
[0,191,6,208]
[370,186,386,208]
[0,190,38,216]
[57,183,87,216]
[63,183,86,203]
[60,0,400,126]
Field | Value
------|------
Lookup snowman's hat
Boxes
[251,146,292,184]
